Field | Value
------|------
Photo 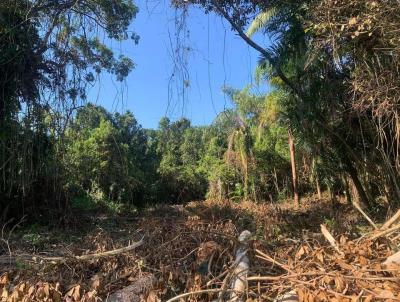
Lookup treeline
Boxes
[0,91,296,221]
[0,83,326,221]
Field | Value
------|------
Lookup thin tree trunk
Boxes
[273,168,279,193]
[328,186,333,201]
[288,129,299,208]
[343,175,352,204]
[316,175,322,199]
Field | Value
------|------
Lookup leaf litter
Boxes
[0,197,399,301]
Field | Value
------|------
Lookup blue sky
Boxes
[87,0,269,129]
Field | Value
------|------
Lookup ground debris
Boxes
[249,224,400,301]
[0,197,399,301]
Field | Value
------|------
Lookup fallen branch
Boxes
[255,249,295,274]
[382,209,400,230]
[247,275,300,282]
[207,269,229,286]
[352,202,378,230]
[320,224,344,256]
[370,223,400,240]
[247,272,400,283]
[43,237,144,261]
[274,290,298,302]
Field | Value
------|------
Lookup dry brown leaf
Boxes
[27,286,35,297]
[43,283,50,297]
[297,288,305,302]
[296,246,306,260]
[358,256,368,266]
[52,289,62,302]
[334,276,345,292]
[1,287,9,300]
[36,286,45,299]
[0,274,8,286]
[197,241,221,262]
[316,251,324,263]
[67,285,81,302]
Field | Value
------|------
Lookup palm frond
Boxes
[246,8,276,37]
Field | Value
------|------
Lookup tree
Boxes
[0,0,138,218]
[65,104,149,205]
[156,118,208,202]
[288,128,299,207]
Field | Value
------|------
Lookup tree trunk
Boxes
[288,129,299,208]
[273,168,280,193]
[328,186,334,202]
[316,175,322,199]
[343,175,352,204]
[342,155,370,207]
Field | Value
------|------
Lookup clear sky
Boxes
[87,0,269,129]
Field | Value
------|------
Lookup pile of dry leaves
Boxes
[248,223,400,301]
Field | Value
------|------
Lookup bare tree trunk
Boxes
[343,175,352,204]
[218,178,222,200]
[273,168,280,193]
[288,129,299,208]
[328,186,333,201]
[316,175,322,199]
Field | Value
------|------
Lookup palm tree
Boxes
[247,10,303,206]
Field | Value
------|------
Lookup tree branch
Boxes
[211,1,303,99]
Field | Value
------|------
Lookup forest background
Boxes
[1,0,399,224]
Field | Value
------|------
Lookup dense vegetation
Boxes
[1,0,400,224]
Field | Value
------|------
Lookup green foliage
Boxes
[246,8,276,38]
[0,0,139,220]
[71,195,98,212]
[204,87,294,201]
[156,118,208,202]
[65,104,149,206]
[46,95,297,209]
